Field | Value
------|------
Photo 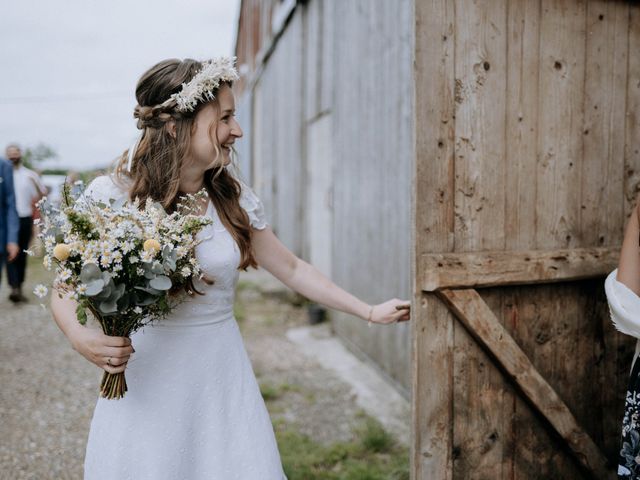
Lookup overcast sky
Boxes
[0,0,240,171]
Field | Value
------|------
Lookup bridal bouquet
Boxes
[33,182,212,399]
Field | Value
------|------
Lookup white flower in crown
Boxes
[170,57,239,112]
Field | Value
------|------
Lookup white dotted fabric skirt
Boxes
[84,316,287,480]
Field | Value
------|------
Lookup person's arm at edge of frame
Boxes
[616,193,640,295]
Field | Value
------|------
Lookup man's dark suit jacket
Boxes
[0,158,19,253]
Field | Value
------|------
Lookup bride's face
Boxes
[187,84,243,171]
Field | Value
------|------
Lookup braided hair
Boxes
[114,58,257,273]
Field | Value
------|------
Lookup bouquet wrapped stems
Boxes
[100,367,127,400]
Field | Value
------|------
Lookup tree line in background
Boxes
[20,142,101,182]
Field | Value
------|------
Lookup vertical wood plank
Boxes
[453,0,507,253]
[451,0,509,476]
[624,4,640,214]
[535,0,587,250]
[529,6,588,475]
[580,1,628,248]
[503,5,543,474]
[413,0,455,476]
[505,0,541,251]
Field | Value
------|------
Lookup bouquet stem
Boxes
[100,371,128,399]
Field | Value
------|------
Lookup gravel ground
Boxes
[0,262,398,479]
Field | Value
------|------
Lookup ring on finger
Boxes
[107,357,114,367]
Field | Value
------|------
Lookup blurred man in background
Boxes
[5,144,46,303]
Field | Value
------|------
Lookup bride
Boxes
[49,57,410,479]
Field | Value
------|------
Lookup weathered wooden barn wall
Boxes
[234,90,253,183]
[327,0,414,396]
[413,0,640,478]
[235,0,414,396]
[250,11,305,255]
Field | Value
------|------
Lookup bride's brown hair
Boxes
[114,58,257,271]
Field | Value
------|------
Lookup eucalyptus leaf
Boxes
[163,257,176,272]
[151,262,164,275]
[98,299,118,314]
[144,271,157,280]
[117,292,132,310]
[135,293,156,306]
[80,263,101,283]
[135,285,162,296]
[107,284,126,306]
[149,275,172,291]
[96,279,114,300]
[85,279,105,296]
[162,247,177,271]
[112,283,126,298]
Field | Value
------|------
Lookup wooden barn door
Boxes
[411,1,640,479]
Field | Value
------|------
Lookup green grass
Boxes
[233,301,247,322]
[358,417,396,454]
[260,381,282,401]
[236,279,258,292]
[273,416,409,480]
[260,381,304,401]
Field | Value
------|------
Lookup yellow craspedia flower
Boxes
[143,239,161,254]
[53,243,71,261]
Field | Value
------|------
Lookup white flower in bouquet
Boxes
[33,284,48,299]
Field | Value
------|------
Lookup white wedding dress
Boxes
[82,175,287,480]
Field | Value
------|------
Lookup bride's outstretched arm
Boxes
[617,194,640,295]
[251,226,409,325]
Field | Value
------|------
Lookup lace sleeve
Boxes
[238,181,268,230]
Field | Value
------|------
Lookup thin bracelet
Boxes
[367,305,374,328]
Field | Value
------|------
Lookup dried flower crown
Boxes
[168,56,239,113]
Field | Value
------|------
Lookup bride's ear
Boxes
[166,120,177,139]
